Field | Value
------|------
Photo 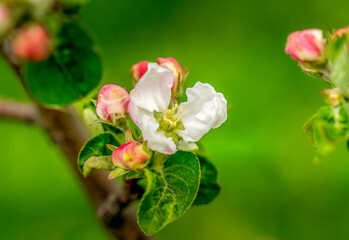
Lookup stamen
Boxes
[158,104,185,132]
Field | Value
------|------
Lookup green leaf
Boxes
[304,113,316,146]
[59,0,90,5]
[82,100,124,143]
[108,168,129,180]
[78,132,119,173]
[24,22,102,106]
[305,104,349,159]
[83,156,115,177]
[137,151,200,236]
[83,107,104,136]
[125,171,145,180]
[327,34,348,62]
[329,37,349,98]
[193,156,220,205]
[127,115,142,140]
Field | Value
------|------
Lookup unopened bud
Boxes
[285,29,326,64]
[321,88,341,105]
[0,4,12,37]
[111,141,151,171]
[131,61,150,84]
[157,57,184,97]
[12,24,51,62]
[96,84,130,121]
[333,26,349,38]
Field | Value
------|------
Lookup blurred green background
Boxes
[1,0,349,239]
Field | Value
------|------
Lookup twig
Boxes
[0,99,41,125]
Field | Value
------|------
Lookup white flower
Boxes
[128,63,227,155]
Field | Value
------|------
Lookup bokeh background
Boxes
[1,0,349,239]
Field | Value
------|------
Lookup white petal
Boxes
[178,82,227,143]
[137,110,177,155]
[129,63,173,114]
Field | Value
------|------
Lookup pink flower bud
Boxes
[131,61,150,83]
[285,29,326,63]
[96,84,130,121]
[111,141,150,170]
[321,88,341,105]
[157,57,184,96]
[333,26,349,38]
[0,4,12,36]
[12,24,51,62]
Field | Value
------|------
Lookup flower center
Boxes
[155,104,185,133]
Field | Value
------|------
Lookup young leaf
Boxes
[304,113,316,146]
[193,156,220,205]
[83,107,104,136]
[83,156,115,177]
[78,132,119,173]
[106,144,118,152]
[330,38,349,98]
[125,171,145,180]
[59,0,90,5]
[305,104,349,159]
[24,22,102,106]
[137,151,200,236]
[108,168,129,180]
[82,100,124,144]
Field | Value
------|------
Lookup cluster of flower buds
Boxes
[93,57,227,172]
[0,0,80,62]
[285,27,349,104]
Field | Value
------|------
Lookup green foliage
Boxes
[137,151,200,235]
[108,168,129,180]
[193,156,220,205]
[327,35,348,62]
[125,171,145,180]
[83,156,115,177]
[78,132,119,174]
[59,0,90,6]
[24,22,102,106]
[304,104,349,159]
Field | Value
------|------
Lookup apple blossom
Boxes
[128,63,227,155]
[157,57,184,96]
[131,61,150,83]
[111,141,150,170]
[285,29,326,63]
[96,84,130,121]
[12,24,51,62]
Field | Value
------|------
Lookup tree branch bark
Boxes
[0,46,151,240]
[0,99,41,125]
